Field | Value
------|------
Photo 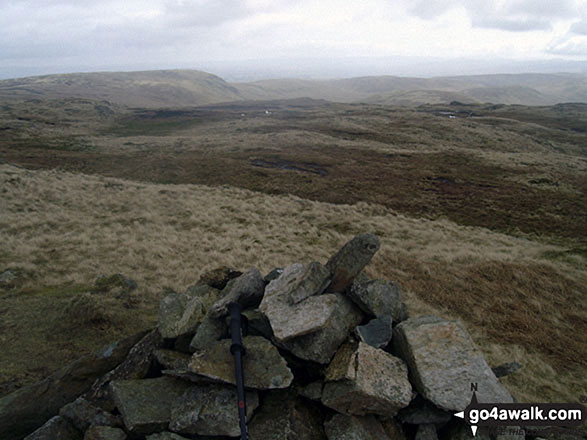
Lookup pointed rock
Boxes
[393,315,513,412]
[277,293,363,364]
[325,233,380,293]
[169,384,259,437]
[187,336,293,389]
[188,315,227,351]
[324,414,391,440]
[322,340,412,417]
[208,267,265,318]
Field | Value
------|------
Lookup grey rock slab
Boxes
[154,349,191,371]
[396,398,452,425]
[187,335,293,389]
[84,329,163,411]
[59,397,122,431]
[324,414,391,440]
[298,380,324,401]
[354,315,394,348]
[23,416,81,440]
[248,389,326,440]
[277,293,364,364]
[325,233,380,293]
[415,424,438,440]
[0,330,147,440]
[322,341,412,417]
[158,291,207,339]
[208,267,265,318]
[83,426,127,440]
[348,278,406,321]
[169,384,259,437]
[110,377,192,436]
[259,262,333,342]
[393,315,513,412]
[188,315,227,351]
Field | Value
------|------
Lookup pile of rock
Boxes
[7,233,522,440]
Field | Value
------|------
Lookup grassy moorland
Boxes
[0,97,586,410]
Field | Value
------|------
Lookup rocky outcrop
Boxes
[7,233,518,440]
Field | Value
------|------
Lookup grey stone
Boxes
[248,389,325,440]
[158,291,207,339]
[154,349,191,371]
[264,267,284,283]
[0,330,147,440]
[110,377,192,436]
[59,397,122,431]
[322,341,412,417]
[169,384,259,437]
[298,381,324,401]
[325,233,380,292]
[324,414,391,440]
[83,425,127,440]
[187,336,293,389]
[146,433,191,440]
[259,262,333,342]
[348,278,406,321]
[396,398,452,425]
[380,418,408,440]
[492,362,523,378]
[194,266,242,290]
[415,424,438,440]
[84,329,163,411]
[241,308,274,339]
[354,315,394,348]
[188,315,227,351]
[278,293,363,364]
[393,315,513,412]
[23,416,81,440]
[208,267,265,318]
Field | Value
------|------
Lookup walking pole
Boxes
[228,302,248,440]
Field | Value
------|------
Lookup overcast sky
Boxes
[1,0,586,79]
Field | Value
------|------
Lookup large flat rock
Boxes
[322,341,412,417]
[110,377,192,436]
[187,335,293,389]
[393,315,513,411]
[278,293,363,364]
[259,262,333,342]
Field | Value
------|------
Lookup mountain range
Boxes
[0,69,586,107]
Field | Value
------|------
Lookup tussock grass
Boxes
[1,164,585,404]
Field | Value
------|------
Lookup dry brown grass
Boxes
[1,163,585,404]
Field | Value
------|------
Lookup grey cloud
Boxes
[571,20,587,35]
[547,36,587,55]
[471,16,553,32]
[162,0,251,28]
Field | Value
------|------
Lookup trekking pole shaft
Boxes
[228,302,247,440]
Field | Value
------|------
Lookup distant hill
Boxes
[0,69,585,107]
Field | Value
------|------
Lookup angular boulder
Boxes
[324,414,391,440]
[110,377,192,435]
[187,336,293,389]
[188,315,227,351]
[59,397,122,431]
[158,285,221,339]
[278,293,363,364]
[348,278,406,321]
[393,315,513,412]
[322,341,412,417]
[259,262,333,342]
[23,416,81,440]
[248,390,325,440]
[208,267,265,318]
[354,315,394,349]
[169,384,258,437]
[83,426,127,440]
[325,233,380,293]
[195,266,242,290]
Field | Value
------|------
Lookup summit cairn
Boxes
[8,233,516,440]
